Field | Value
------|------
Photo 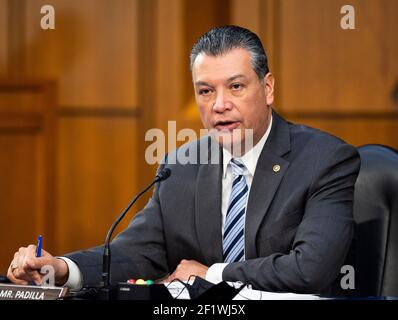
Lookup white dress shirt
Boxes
[60,116,273,290]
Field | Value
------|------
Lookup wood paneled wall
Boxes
[25,0,138,108]
[0,0,7,74]
[0,0,141,273]
[0,0,397,274]
[0,80,56,273]
[278,0,398,112]
[274,0,398,148]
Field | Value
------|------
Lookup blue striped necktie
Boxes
[223,158,248,263]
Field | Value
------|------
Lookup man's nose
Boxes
[213,91,232,113]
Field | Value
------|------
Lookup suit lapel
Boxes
[245,111,291,259]
[195,137,223,265]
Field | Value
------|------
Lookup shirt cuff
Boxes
[205,263,228,284]
[56,257,83,291]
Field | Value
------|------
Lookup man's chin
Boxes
[209,129,253,157]
[208,128,254,156]
[214,133,244,155]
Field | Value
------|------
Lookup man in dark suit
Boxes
[7,25,360,295]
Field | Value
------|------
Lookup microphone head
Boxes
[156,168,171,182]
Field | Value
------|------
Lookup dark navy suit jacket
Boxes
[67,110,360,294]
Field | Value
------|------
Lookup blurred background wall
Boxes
[0,0,397,273]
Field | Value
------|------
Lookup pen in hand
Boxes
[27,235,43,286]
[36,235,42,258]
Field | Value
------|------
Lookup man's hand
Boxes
[7,245,69,286]
[164,259,209,283]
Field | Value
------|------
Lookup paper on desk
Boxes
[233,286,320,300]
[165,281,191,299]
[164,281,320,300]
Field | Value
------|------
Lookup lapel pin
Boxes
[273,164,281,172]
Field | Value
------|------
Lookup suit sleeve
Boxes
[64,165,169,287]
[222,143,361,294]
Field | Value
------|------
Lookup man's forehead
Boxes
[192,48,253,82]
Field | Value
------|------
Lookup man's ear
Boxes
[264,72,275,106]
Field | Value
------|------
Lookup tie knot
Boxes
[230,158,246,176]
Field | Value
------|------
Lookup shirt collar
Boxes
[222,115,273,178]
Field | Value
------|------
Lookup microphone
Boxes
[100,168,171,290]
[154,167,171,182]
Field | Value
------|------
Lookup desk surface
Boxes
[166,281,321,300]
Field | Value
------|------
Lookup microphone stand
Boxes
[98,168,171,300]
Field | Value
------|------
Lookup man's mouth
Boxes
[214,120,240,131]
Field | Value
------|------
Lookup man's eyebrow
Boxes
[194,81,213,87]
[194,75,247,87]
[227,74,247,82]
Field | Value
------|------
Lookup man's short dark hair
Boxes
[190,25,269,80]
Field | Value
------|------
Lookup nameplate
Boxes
[0,283,69,300]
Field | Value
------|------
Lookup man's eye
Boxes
[231,83,243,90]
[198,89,211,95]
